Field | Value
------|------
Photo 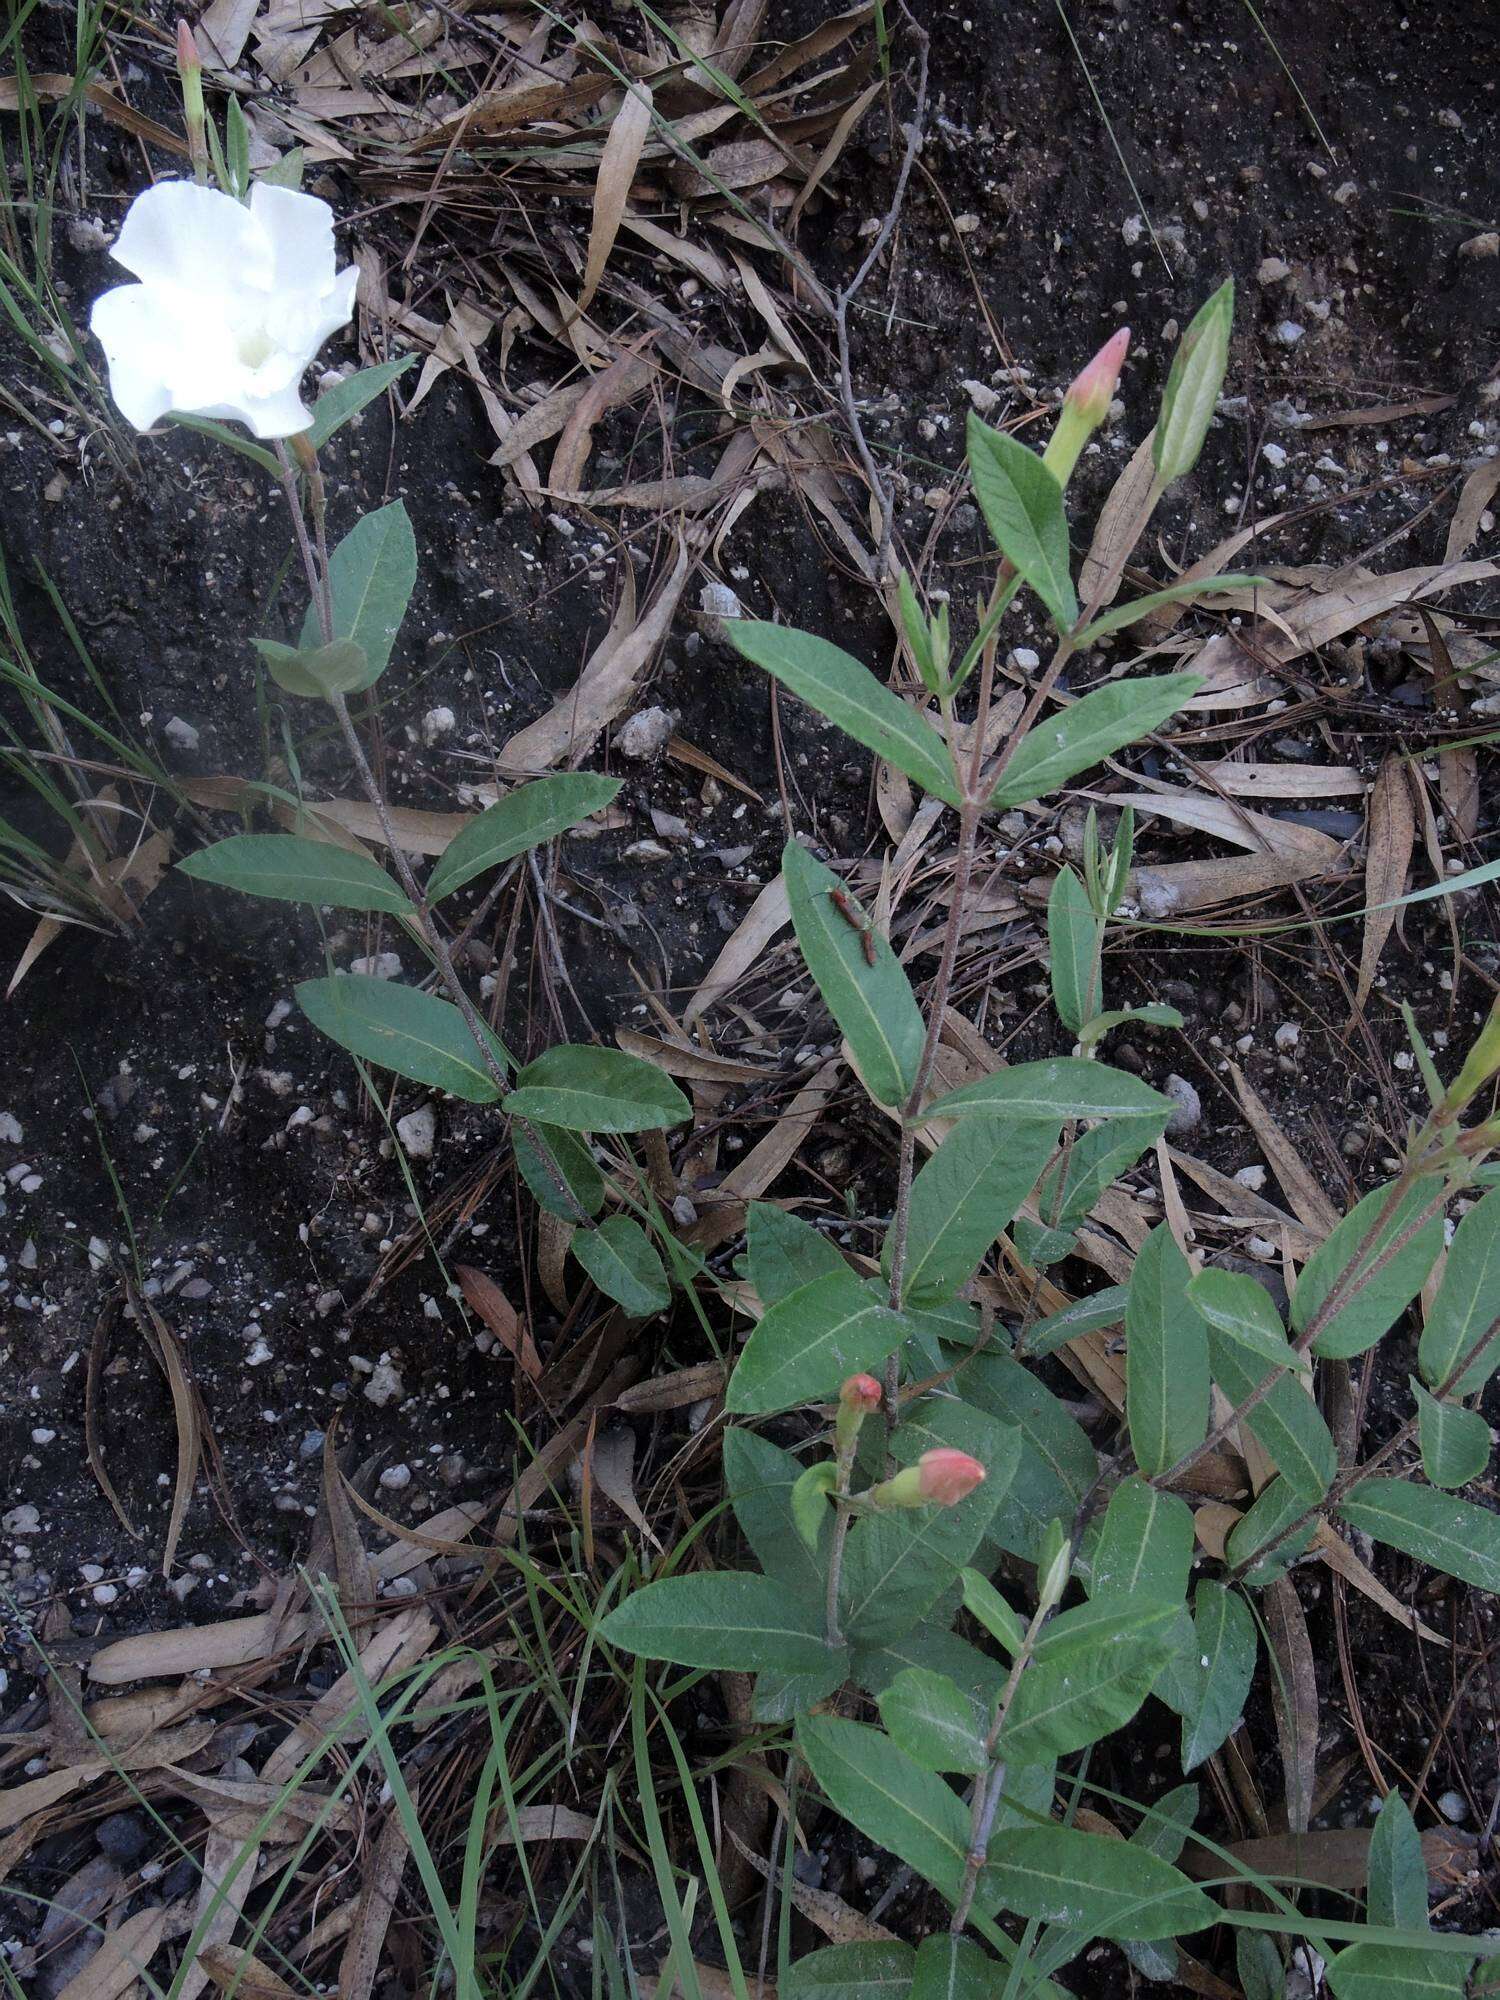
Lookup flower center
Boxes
[235,324,275,370]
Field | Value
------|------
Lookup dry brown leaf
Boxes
[196,0,258,67]
[537,1208,573,1313]
[177,1829,257,2000]
[321,1427,377,1611]
[411,74,611,149]
[498,542,690,773]
[615,1360,726,1413]
[0,74,187,154]
[261,1607,437,1788]
[684,874,790,1026]
[1192,1503,1242,1561]
[1129,849,1344,917]
[586,1424,658,1546]
[644,1967,774,2000]
[614,1029,766,1084]
[684,1058,843,1253]
[1199,761,1366,800]
[1264,1577,1317,1833]
[1188,1824,1471,1893]
[495,1803,597,1845]
[1313,1521,1447,1646]
[1439,746,1480,843]
[548,345,658,496]
[338,1798,413,2000]
[88,1610,314,1686]
[0,1762,104,1833]
[455,1265,542,1381]
[1354,754,1416,1016]
[128,1281,200,1578]
[1079,428,1157,610]
[200,1947,300,2000]
[578,83,654,316]
[1229,1064,1340,1235]
[55,1904,168,2000]
[1109,789,1345,864]
[1444,458,1500,563]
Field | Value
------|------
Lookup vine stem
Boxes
[271,440,584,1220]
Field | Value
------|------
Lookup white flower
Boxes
[90,180,357,440]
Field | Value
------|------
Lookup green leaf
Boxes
[792,1462,839,1552]
[255,146,305,191]
[1047,865,1099,1034]
[1339,1477,1500,1593]
[724,1429,827,1599]
[960,1567,1026,1655]
[1071,574,1267,647]
[178,833,412,914]
[1126,1225,1210,1479]
[1001,1601,1182,1761]
[296,975,507,1102]
[746,1203,847,1307]
[504,1046,689,1133]
[1367,1791,1428,1932]
[1292,1178,1446,1360]
[1030,1118,1167,1248]
[728,1269,908,1414]
[1325,1943,1471,2000]
[1088,1477,1193,1605]
[989,674,1203,810]
[299,500,417,689]
[513,1123,604,1219]
[572,1216,670,1316]
[726,622,960,806]
[224,93,250,197]
[305,355,416,450]
[169,413,281,477]
[1080,1001,1183,1047]
[782,842,925,1107]
[784,1943,916,2000]
[1153,279,1235,485]
[959,1352,1097,1561]
[599,1571,840,1674]
[1418,1186,1500,1395]
[797,1714,972,1904]
[1024,1286,1128,1359]
[853,1626,1007,1710]
[1226,1476,1316,1586]
[910,1935,996,2000]
[1190,1266,1310,1376]
[1412,1378,1491,1489]
[255,635,373,698]
[894,1121,1059,1305]
[1205,1326,1335,1503]
[1236,1932,1286,2000]
[426,774,622,905]
[754,1656,849,1721]
[878,1668,987,1775]
[982,1824,1216,1942]
[924,1057,1171,1124]
[839,1400,1017,1646]
[965,417,1078,627]
[1162,1582,1256,1771]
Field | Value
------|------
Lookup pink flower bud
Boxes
[1065,326,1130,426]
[917,1449,986,1507]
[176,18,201,75]
[840,1374,882,1412]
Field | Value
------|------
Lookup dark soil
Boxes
[3,0,1499,1985]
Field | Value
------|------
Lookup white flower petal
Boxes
[249,183,338,298]
[110,180,268,294]
[89,283,177,431]
[203,382,315,439]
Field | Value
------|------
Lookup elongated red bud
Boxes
[1065,326,1130,426]
[835,1371,883,1454]
[917,1448,986,1506]
[840,1374,882,1412]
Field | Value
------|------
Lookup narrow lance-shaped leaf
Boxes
[1205,1323,1335,1503]
[892,1121,1060,1305]
[1125,1225,1210,1478]
[989,674,1203,810]
[573,1216,670,1317]
[782,839,925,1108]
[1000,1601,1181,1761]
[1367,1790,1429,1932]
[1293,1178,1447,1360]
[1159,1581,1256,1772]
[878,1668,988,1775]
[1411,1377,1491,1489]
[1047,865,1099,1035]
[728,1268,907,1414]
[1339,1477,1500,1594]
[1071,574,1267,647]
[965,417,1078,628]
[298,499,417,690]
[296,975,508,1102]
[1153,280,1234,485]
[179,833,412,914]
[924,1058,1171,1124]
[1417,1184,1500,1395]
[982,1824,1216,1943]
[782,1944,917,2000]
[426,773,622,905]
[1087,1477,1193,1605]
[503,1045,689,1133]
[305,353,415,450]
[727,622,961,806]
[599,1571,840,1674]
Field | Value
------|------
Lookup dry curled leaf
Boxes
[1354,753,1416,1017]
